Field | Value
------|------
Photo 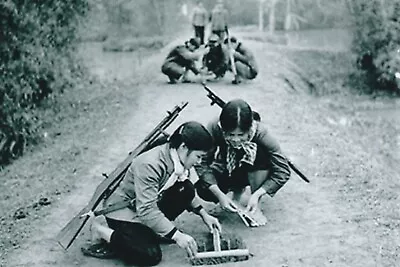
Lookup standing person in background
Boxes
[210,0,229,41]
[192,0,208,45]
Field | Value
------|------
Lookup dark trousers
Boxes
[234,61,258,80]
[161,61,186,82]
[203,47,228,77]
[196,146,269,203]
[211,30,226,41]
[194,26,205,44]
[106,180,195,266]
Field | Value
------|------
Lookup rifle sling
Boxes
[93,199,132,217]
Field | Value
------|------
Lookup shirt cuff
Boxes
[164,227,178,240]
[189,205,204,215]
[262,179,283,197]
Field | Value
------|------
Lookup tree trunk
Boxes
[284,0,291,30]
[258,0,265,31]
[151,0,164,35]
[268,0,278,34]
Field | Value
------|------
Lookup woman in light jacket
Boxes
[87,121,221,266]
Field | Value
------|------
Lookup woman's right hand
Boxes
[172,231,198,258]
[209,185,238,212]
[219,195,238,212]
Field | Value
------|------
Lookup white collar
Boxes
[159,148,190,193]
[170,148,189,179]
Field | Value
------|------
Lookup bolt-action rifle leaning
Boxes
[201,83,310,183]
[56,102,189,250]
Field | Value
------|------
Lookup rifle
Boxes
[225,27,238,80]
[202,83,310,183]
[56,102,189,250]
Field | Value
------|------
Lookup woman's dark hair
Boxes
[169,121,213,151]
[219,99,254,132]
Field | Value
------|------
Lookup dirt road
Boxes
[4,36,399,267]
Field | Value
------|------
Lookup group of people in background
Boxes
[161,0,258,85]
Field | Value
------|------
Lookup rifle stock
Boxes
[56,102,188,250]
[201,84,310,183]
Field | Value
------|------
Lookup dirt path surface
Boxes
[4,36,399,267]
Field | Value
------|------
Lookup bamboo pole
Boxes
[192,249,250,259]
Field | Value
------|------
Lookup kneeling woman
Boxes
[196,99,291,218]
[89,121,221,266]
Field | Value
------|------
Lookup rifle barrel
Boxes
[287,160,310,183]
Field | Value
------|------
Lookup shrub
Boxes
[351,1,400,94]
[0,0,89,165]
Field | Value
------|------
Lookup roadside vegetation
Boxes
[351,1,400,95]
[0,0,89,165]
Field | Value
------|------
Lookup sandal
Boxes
[81,241,116,259]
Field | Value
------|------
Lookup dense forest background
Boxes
[1,0,399,165]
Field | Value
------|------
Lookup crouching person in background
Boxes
[225,37,258,84]
[84,121,221,266]
[202,34,229,80]
[161,38,207,84]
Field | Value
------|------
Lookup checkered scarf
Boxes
[225,122,258,175]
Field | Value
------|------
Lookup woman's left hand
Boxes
[245,193,260,213]
[246,187,267,213]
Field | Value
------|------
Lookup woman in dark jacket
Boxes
[196,99,291,220]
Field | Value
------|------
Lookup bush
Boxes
[351,1,400,94]
[0,0,89,165]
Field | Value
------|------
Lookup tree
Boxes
[267,0,279,33]
[284,0,307,30]
[258,0,266,31]
[351,0,400,93]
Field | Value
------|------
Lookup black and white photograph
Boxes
[1,0,399,266]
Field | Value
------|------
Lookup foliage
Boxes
[351,0,400,94]
[93,0,189,40]
[206,0,351,30]
[0,0,89,165]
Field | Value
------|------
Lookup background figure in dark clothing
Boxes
[192,1,208,45]
[202,34,229,79]
[210,0,229,41]
[224,36,258,84]
[161,38,205,84]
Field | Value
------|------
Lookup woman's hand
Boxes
[245,187,267,213]
[219,194,238,212]
[172,231,198,258]
[208,185,238,212]
[201,212,222,233]
[245,193,260,213]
